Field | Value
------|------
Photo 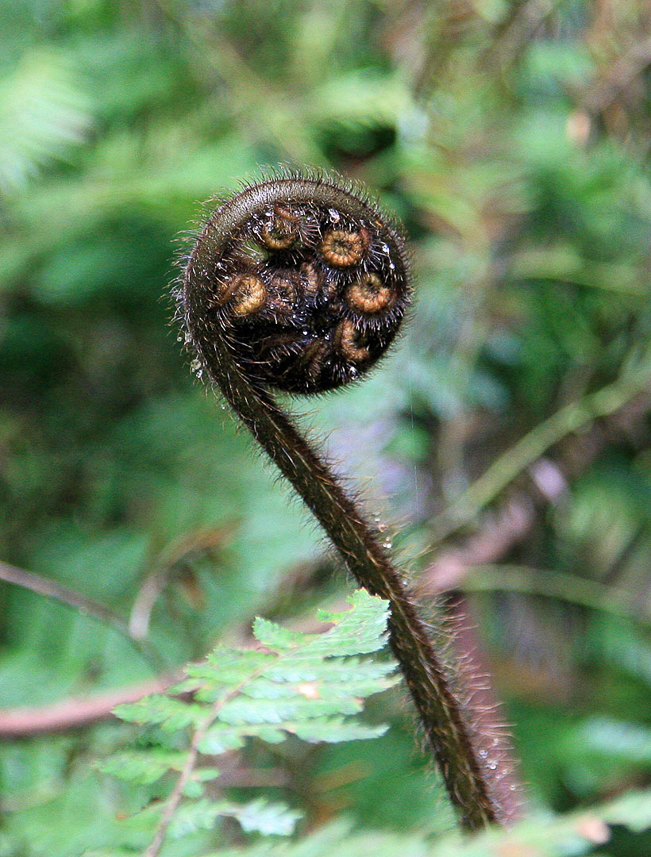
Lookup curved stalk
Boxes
[180,172,502,831]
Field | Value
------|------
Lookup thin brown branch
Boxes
[0,562,332,740]
[129,523,238,640]
[0,561,163,669]
[0,675,179,738]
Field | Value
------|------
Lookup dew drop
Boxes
[382,538,393,550]
[190,358,202,373]
[329,208,341,223]
[177,335,183,342]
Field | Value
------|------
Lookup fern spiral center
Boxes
[183,175,411,394]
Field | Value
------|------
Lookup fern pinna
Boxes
[101,591,398,854]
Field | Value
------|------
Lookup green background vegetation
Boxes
[2,0,651,854]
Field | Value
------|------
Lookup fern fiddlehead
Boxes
[178,170,501,831]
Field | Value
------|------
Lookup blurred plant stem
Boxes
[0,561,165,670]
[458,564,643,623]
[0,674,179,737]
[429,359,651,546]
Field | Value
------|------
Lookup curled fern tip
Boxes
[182,172,411,394]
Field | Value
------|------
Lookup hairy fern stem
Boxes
[180,172,501,831]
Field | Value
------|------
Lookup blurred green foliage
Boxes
[1,0,651,854]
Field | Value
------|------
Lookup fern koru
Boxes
[175,170,501,831]
[101,590,398,854]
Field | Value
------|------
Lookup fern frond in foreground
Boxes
[89,786,651,857]
[191,787,651,857]
[99,590,399,855]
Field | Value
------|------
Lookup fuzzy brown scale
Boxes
[195,189,410,394]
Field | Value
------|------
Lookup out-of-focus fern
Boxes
[85,787,651,857]
[99,590,398,852]
[0,50,91,196]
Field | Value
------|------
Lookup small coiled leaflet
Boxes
[180,172,500,832]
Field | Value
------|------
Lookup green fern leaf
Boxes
[104,590,398,852]
[251,618,306,650]
[230,799,303,836]
[97,750,187,784]
[114,695,207,730]
[168,797,302,839]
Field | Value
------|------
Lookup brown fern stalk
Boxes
[178,170,501,831]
